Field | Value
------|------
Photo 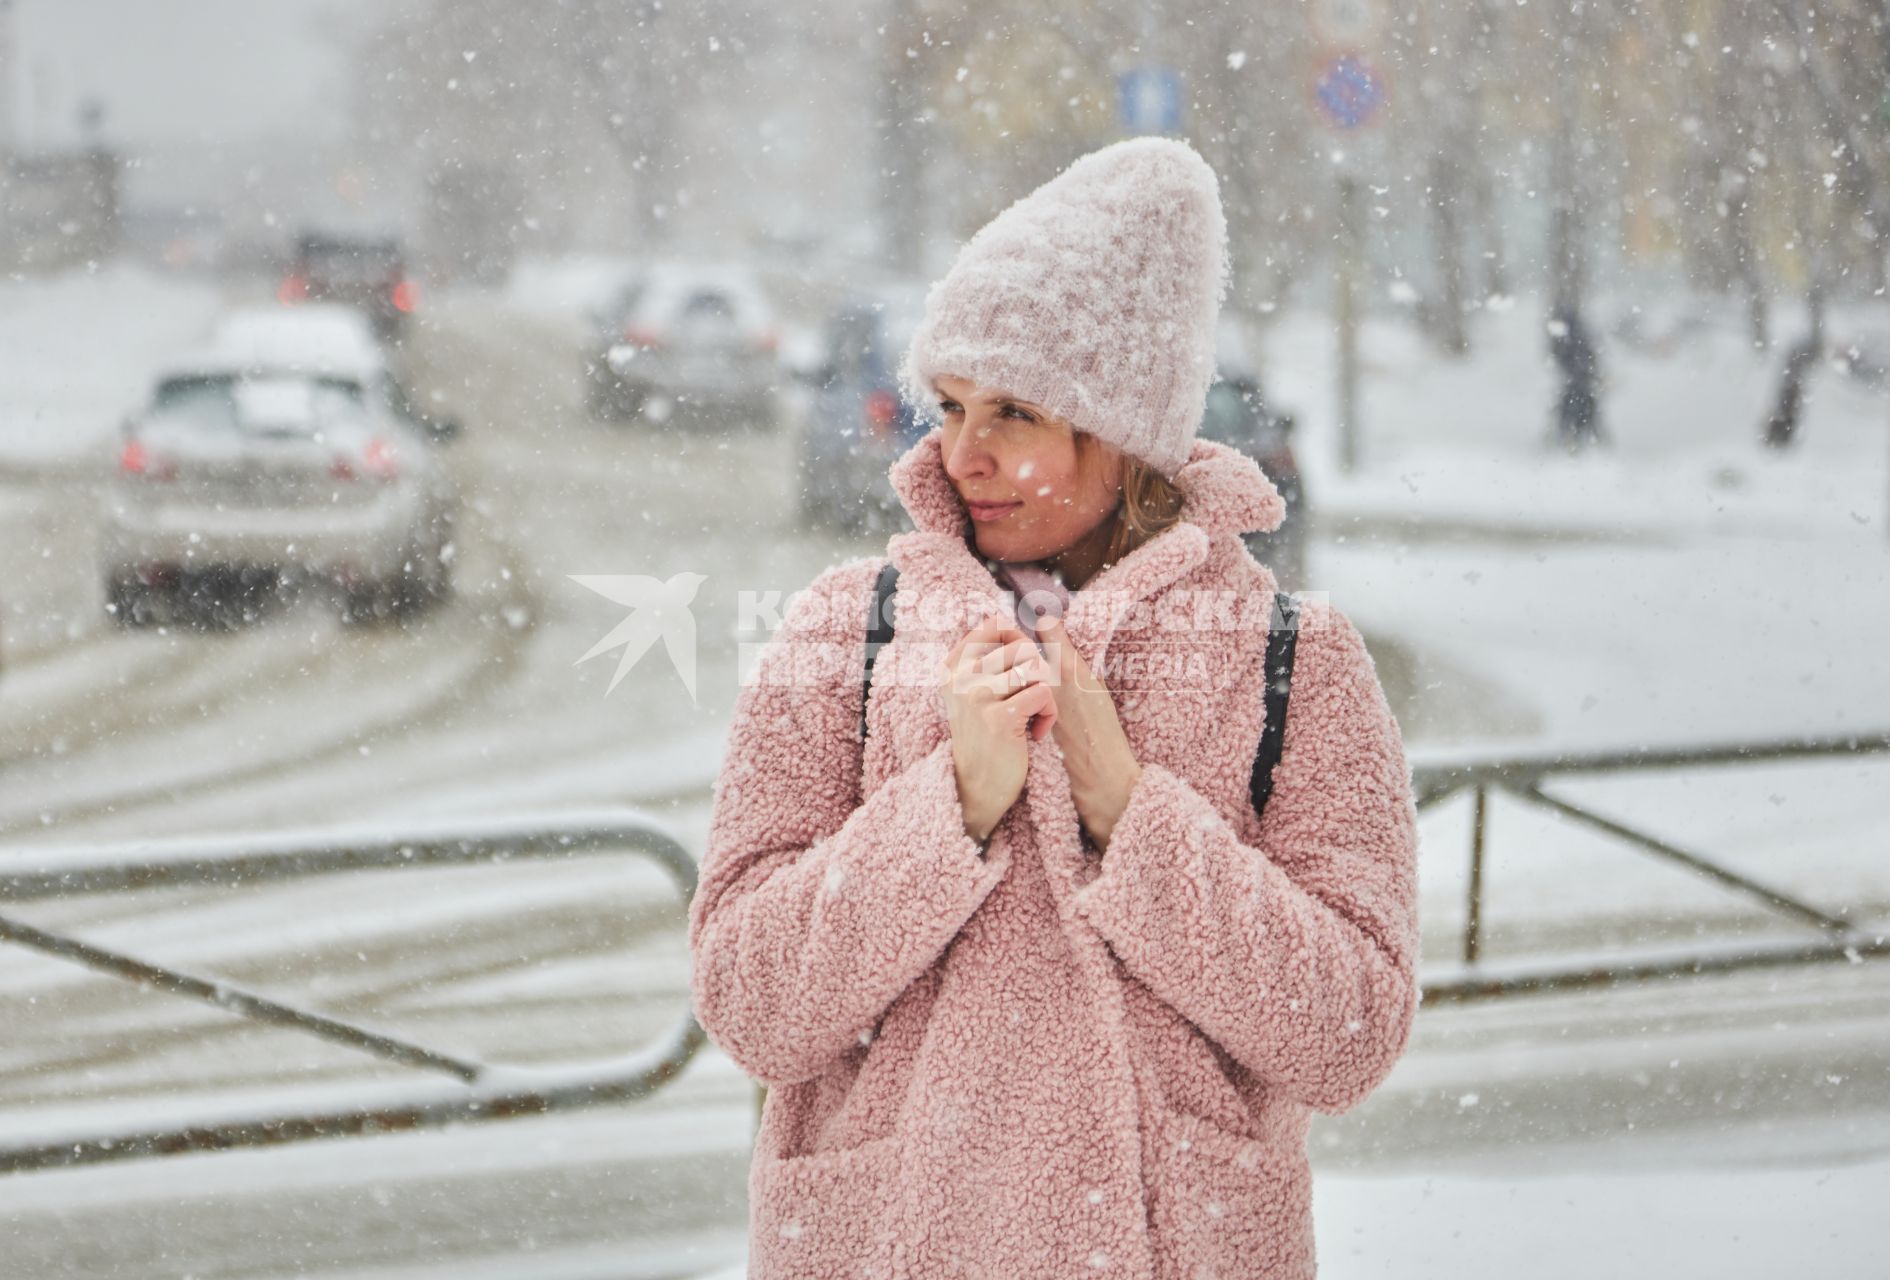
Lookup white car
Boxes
[210,302,386,375]
[101,308,459,627]
[206,304,460,444]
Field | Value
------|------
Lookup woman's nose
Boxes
[942,424,993,480]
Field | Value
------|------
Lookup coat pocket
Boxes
[747,1133,901,1279]
[1146,1110,1316,1280]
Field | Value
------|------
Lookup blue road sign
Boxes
[1118,67,1183,135]
[1313,53,1386,130]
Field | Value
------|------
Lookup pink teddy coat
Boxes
[689,426,1421,1279]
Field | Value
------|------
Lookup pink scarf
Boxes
[988,559,1072,651]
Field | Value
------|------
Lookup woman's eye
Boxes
[938,402,962,416]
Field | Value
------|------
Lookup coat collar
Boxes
[885,425,1287,656]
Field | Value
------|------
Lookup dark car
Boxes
[1198,322,1308,591]
[279,232,416,344]
[790,285,930,534]
[585,261,781,428]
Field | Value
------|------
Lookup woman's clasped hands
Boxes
[938,610,1143,852]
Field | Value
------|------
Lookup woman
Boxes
[688,138,1420,1279]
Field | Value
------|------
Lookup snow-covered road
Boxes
[1,269,1886,1277]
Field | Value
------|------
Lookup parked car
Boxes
[586,260,781,428]
[279,230,416,344]
[101,311,459,628]
[792,283,930,534]
[1198,319,1308,591]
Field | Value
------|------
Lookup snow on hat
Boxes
[899,136,1231,479]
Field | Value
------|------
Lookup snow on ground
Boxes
[695,1134,1890,1280]
[1271,293,1890,539]
[687,1147,1890,1280]
[3,266,1888,1275]
[0,263,225,468]
[1243,294,1890,944]
[1314,1150,1890,1280]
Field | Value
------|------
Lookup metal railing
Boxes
[1409,730,1890,1004]
[0,810,705,1174]
[5,732,1886,1172]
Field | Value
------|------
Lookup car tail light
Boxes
[119,438,176,481]
[757,328,779,354]
[621,326,664,350]
[391,279,420,313]
[864,390,899,442]
[278,273,309,304]
[332,437,398,483]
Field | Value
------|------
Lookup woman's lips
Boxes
[967,501,1021,523]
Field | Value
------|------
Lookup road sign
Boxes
[1118,67,1183,135]
[1312,51,1386,131]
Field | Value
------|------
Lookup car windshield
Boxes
[670,290,744,340]
[827,298,925,380]
[148,374,368,434]
[604,280,647,327]
[633,268,772,335]
[301,240,401,282]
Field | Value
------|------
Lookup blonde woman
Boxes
[689,137,1419,1279]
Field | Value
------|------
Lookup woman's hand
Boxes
[1037,614,1142,852]
[938,613,1058,845]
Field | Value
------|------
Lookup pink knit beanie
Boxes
[899,136,1231,479]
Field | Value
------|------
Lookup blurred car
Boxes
[278,230,416,344]
[209,304,461,443]
[792,283,930,534]
[1198,319,1308,591]
[586,260,781,427]
[101,310,459,628]
[582,269,650,419]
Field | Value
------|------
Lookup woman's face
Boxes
[934,374,1124,563]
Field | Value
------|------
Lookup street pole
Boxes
[877,0,925,275]
[0,0,15,157]
[1308,1,1388,476]
[1336,166,1363,475]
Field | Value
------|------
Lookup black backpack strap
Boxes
[861,561,900,741]
[1249,590,1302,825]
